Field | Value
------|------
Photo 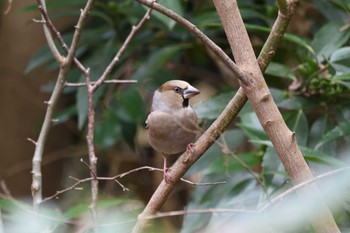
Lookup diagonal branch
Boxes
[136,0,246,84]
[131,0,312,232]
[212,0,339,232]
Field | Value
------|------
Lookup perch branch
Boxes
[132,0,311,232]
[132,90,247,233]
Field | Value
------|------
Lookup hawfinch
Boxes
[146,80,200,183]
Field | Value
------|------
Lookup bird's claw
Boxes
[186,143,195,154]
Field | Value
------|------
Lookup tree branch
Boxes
[91,5,155,91]
[136,0,246,83]
[37,0,63,63]
[131,0,332,232]
[31,0,95,211]
[65,79,138,87]
[132,90,247,232]
[212,0,339,232]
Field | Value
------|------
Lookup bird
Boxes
[145,80,200,183]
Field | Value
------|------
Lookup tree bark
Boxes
[212,0,340,232]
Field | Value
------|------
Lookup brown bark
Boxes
[212,0,340,232]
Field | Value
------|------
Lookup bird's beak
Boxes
[183,84,200,99]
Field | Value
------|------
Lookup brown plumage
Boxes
[146,80,200,182]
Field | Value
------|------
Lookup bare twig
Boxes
[40,166,225,203]
[91,5,155,91]
[32,0,95,211]
[65,79,138,87]
[259,167,350,213]
[80,158,97,179]
[84,67,99,224]
[35,2,88,73]
[146,208,256,220]
[3,0,13,15]
[218,136,270,199]
[36,0,63,63]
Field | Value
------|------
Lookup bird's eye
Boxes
[173,86,181,93]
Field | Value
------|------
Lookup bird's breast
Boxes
[146,109,198,155]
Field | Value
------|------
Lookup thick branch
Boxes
[213,0,339,232]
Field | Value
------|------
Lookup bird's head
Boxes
[151,80,200,113]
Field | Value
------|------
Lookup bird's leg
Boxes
[162,156,173,183]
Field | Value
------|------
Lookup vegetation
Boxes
[1,0,350,232]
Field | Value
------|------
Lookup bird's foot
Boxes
[186,143,195,154]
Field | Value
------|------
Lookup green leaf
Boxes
[330,46,350,73]
[76,86,88,130]
[283,33,316,58]
[63,203,89,219]
[309,116,336,156]
[95,110,122,149]
[238,112,268,141]
[208,152,261,174]
[245,24,316,57]
[300,146,346,167]
[262,147,286,187]
[115,88,146,124]
[333,73,350,80]
[277,96,318,110]
[316,121,350,149]
[265,62,296,81]
[150,0,183,30]
[131,45,185,81]
[25,46,56,74]
[284,110,308,146]
[312,22,350,62]
[330,47,350,63]
[194,92,235,120]
[53,105,77,126]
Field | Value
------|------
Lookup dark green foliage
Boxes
[12,0,350,232]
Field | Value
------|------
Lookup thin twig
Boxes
[35,2,87,73]
[36,0,63,63]
[259,167,350,212]
[218,136,270,200]
[40,166,225,203]
[80,158,97,179]
[3,0,13,15]
[91,3,155,91]
[65,79,138,87]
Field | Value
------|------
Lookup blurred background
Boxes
[0,0,350,232]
